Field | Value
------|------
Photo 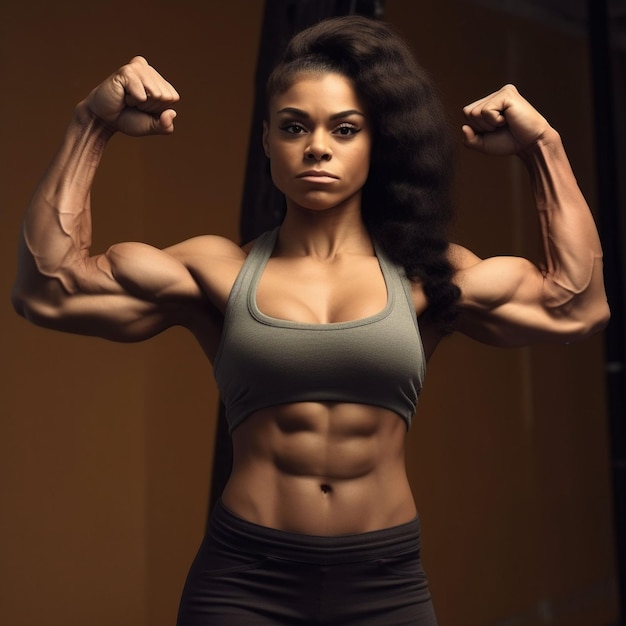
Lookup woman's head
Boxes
[266,16,453,221]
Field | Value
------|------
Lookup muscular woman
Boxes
[12,16,609,625]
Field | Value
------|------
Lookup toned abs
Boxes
[222,401,416,535]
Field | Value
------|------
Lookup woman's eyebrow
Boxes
[276,107,365,120]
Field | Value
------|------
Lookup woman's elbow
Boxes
[569,300,611,341]
[10,283,62,329]
[591,300,611,334]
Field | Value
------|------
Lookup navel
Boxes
[320,483,332,494]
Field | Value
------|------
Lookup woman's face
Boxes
[263,72,372,213]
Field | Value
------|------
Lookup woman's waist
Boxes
[208,498,421,565]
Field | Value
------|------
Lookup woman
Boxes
[12,16,609,626]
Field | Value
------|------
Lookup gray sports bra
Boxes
[213,228,426,433]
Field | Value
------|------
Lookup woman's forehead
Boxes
[270,72,364,114]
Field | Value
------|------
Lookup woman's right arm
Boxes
[11,57,209,341]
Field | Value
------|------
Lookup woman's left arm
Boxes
[453,84,610,346]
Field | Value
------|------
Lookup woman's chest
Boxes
[255,256,388,324]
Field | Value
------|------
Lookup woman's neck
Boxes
[277,205,372,260]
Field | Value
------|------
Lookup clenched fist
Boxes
[462,84,552,156]
[82,56,180,136]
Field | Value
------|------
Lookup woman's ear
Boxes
[262,121,270,158]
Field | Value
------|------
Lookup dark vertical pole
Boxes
[588,0,626,618]
[208,0,386,520]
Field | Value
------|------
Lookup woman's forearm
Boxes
[521,128,609,325]
[12,103,114,315]
[26,104,111,281]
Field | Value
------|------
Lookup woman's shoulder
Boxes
[163,235,248,306]
[165,234,247,261]
[446,242,482,271]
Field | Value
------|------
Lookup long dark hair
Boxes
[266,16,460,329]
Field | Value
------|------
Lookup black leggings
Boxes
[177,500,438,625]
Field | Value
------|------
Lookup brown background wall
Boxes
[1,2,263,624]
[0,1,618,625]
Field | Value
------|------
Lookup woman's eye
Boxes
[282,123,306,134]
[335,124,359,136]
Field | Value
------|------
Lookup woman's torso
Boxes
[184,229,442,535]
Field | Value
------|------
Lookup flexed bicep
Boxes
[14,237,207,341]
[452,248,606,346]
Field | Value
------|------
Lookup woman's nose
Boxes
[304,131,332,161]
